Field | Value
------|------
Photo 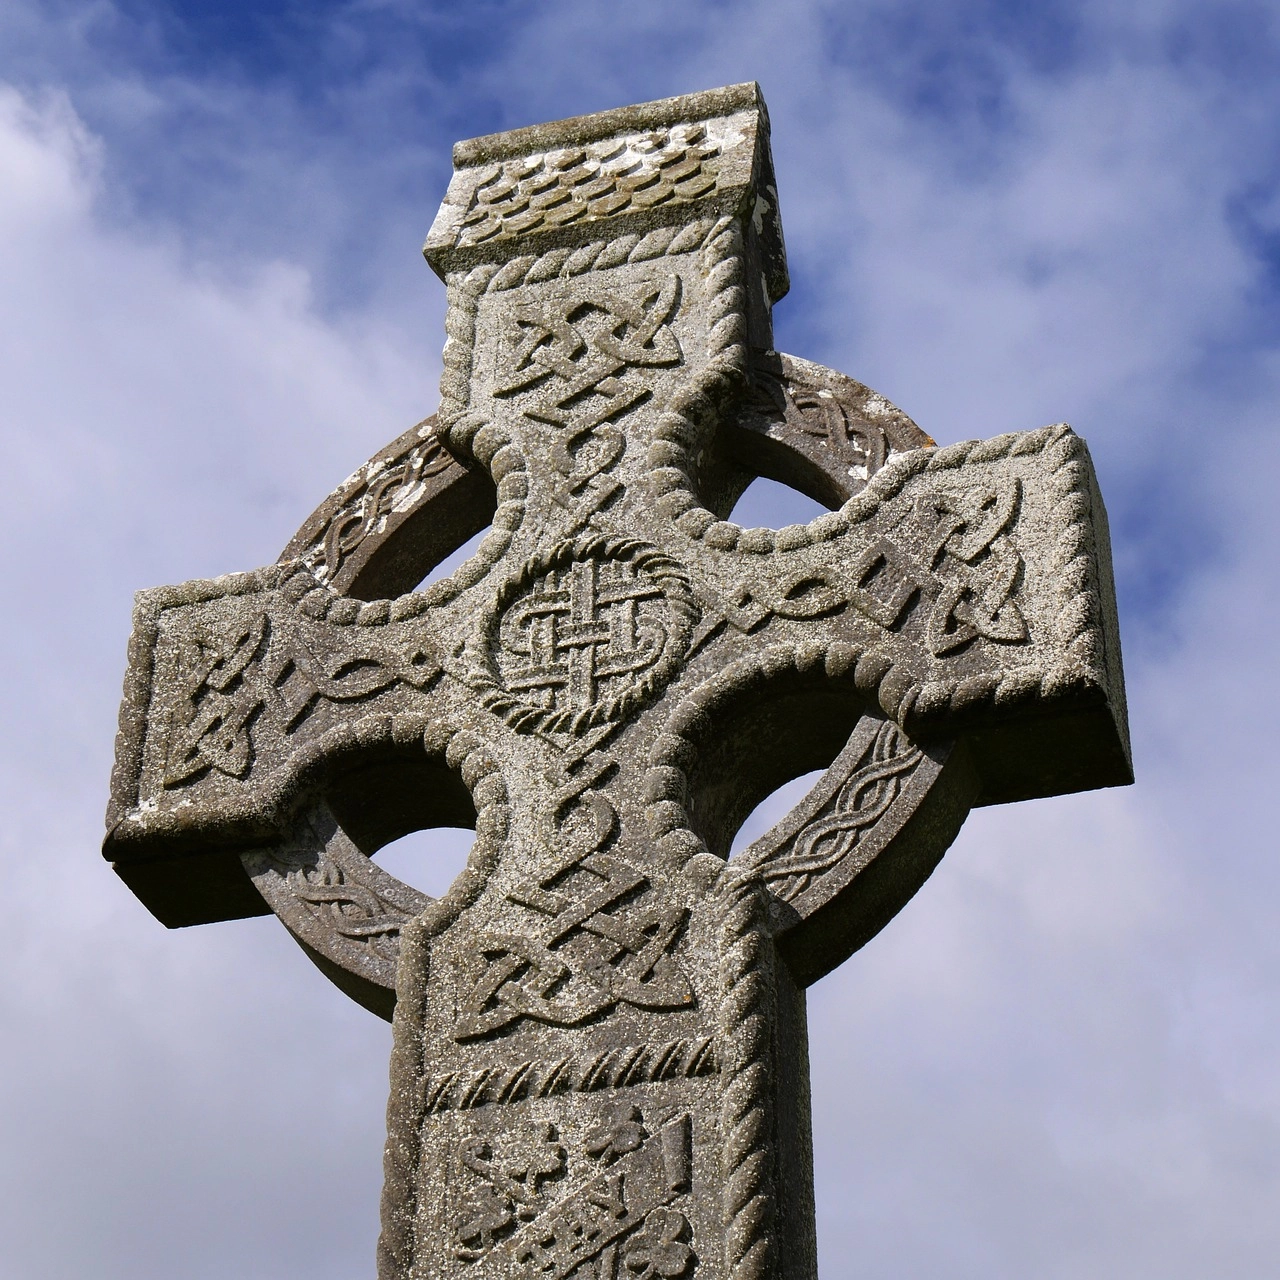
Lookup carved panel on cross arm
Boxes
[158,607,440,791]
[716,474,1029,664]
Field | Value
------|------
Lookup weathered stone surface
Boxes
[105,83,1131,1280]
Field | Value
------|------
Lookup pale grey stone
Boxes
[105,82,1131,1280]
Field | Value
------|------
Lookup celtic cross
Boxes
[105,84,1131,1280]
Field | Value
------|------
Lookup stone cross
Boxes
[105,84,1131,1280]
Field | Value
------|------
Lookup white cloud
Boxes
[0,82,428,1279]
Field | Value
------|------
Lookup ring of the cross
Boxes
[252,351,934,1018]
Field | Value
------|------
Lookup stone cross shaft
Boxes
[105,84,1131,1280]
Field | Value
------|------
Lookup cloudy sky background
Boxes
[3,1,1280,1276]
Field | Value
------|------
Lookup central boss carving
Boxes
[469,536,697,737]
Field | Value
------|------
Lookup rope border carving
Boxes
[376,722,509,1280]
[715,872,776,1280]
[416,1036,718,1116]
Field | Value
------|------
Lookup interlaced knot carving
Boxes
[494,278,682,505]
[917,478,1027,655]
[494,278,682,411]
[738,720,925,901]
[747,363,893,483]
[470,536,698,738]
[455,846,694,1041]
[163,616,269,783]
[311,435,455,582]
[162,614,439,787]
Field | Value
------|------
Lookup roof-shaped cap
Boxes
[424,82,788,301]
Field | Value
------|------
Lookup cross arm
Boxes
[651,420,1131,811]
[104,563,455,927]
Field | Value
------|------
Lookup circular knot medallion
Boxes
[470,536,697,736]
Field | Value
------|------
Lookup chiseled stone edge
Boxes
[379,912,430,1280]
[451,83,764,168]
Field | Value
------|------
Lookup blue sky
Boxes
[3,2,1280,1277]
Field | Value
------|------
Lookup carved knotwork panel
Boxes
[674,453,1042,714]
[243,807,430,996]
[304,433,458,584]
[492,278,683,415]
[466,258,710,549]
[469,536,698,739]
[455,846,694,1041]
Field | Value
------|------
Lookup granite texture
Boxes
[104,83,1131,1280]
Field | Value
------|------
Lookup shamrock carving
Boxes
[453,1123,566,1256]
[622,1208,694,1279]
[585,1104,647,1165]
[502,1121,566,1206]
[452,1183,513,1260]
